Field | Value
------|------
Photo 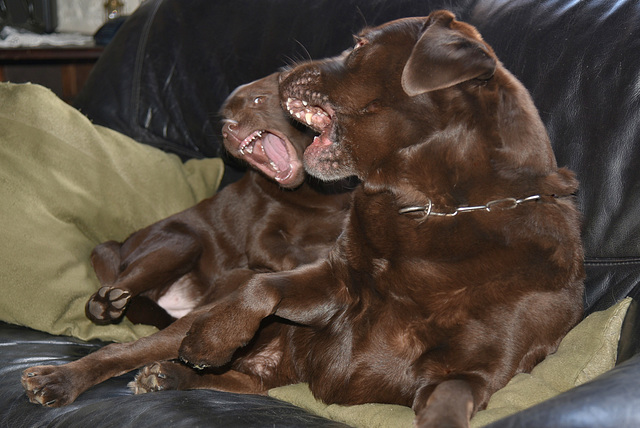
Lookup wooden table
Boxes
[0,46,104,103]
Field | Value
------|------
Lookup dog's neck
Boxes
[362,151,576,224]
[397,194,545,222]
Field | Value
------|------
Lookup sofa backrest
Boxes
[467,0,640,314]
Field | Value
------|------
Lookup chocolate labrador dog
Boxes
[130,11,582,427]
[21,73,351,405]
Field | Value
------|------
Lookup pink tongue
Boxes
[262,134,289,171]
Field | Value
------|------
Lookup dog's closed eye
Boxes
[359,100,381,115]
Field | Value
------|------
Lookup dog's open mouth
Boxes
[284,97,337,155]
[285,97,332,131]
[226,128,302,187]
[283,95,354,181]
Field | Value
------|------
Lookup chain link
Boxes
[398,195,541,219]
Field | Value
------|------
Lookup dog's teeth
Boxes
[246,145,253,154]
[302,100,308,106]
[270,161,280,172]
[305,112,313,125]
[295,112,303,119]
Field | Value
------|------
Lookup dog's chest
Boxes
[155,274,199,318]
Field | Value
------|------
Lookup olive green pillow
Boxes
[0,82,223,343]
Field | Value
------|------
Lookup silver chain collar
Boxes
[398,195,542,220]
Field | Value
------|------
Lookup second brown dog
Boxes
[21,72,351,406]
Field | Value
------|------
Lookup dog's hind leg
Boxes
[87,225,202,324]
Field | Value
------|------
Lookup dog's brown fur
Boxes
[21,73,351,406]
[22,12,583,427]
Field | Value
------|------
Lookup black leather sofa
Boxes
[2,0,640,426]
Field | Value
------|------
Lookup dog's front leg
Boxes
[178,260,339,368]
[21,308,205,407]
[413,380,475,428]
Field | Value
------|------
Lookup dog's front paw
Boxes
[178,293,272,369]
[129,361,194,394]
[21,365,80,407]
[85,286,131,324]
[178,329,235,369]
[178,312,256,369]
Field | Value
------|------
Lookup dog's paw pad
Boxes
[130,362,181,394]
[85,286,132,324]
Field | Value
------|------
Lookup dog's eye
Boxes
[353,36,368,50]
[253,96,266,105]
[360,100,381,115]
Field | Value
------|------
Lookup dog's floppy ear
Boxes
[401,10,497,96]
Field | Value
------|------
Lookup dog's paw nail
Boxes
[157,373,166,379]
[193,364,209,370]
[26,372,36,377]
[45,399,57,406]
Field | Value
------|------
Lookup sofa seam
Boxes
[584,258,640,267]
[129,0,163,133]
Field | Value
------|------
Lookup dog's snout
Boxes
[222,120,239,138]
[280,66,322,90]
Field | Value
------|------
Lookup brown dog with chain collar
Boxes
[168,10,584,427]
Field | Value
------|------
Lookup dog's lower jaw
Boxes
[303,135,356,181]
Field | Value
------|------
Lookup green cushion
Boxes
[0,82,223,343]
[269,297,632,428]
